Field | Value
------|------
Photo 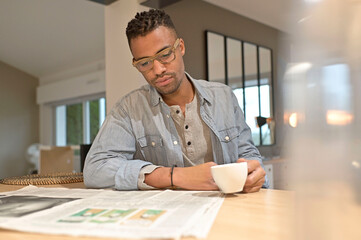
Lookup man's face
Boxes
[129,26,186,96]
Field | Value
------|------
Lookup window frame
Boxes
[206,30,275,146]
[52,93,106,146]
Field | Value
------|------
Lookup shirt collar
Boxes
[149,72,212,107]
[186,72,212,106]
[149,85,162,107]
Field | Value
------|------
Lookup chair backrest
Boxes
[39,146,74,174]
[80,144,92,172]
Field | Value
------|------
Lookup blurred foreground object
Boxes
[283,0,361,239]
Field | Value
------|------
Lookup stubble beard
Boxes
[152,72,183,96]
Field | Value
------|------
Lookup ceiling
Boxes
[0,0,105,78]
[203,0,292,33]
[0,0,289,79]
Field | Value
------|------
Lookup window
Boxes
[206,31,274,146]
[55,97,106,146]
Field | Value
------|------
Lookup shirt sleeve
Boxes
[83,103,153,190]
[137,165,161,190]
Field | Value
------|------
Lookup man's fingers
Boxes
[253,175,265,187]
[237,159,261,173]
[243,184,262,193]
[236,159,265,193]
[243,176,265,193]
[247,160,261,173]
[244,166,266,186]
[237,158,247,163]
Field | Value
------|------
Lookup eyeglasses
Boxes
[132,38,180,72]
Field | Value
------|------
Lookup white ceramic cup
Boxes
[211,162,248,194]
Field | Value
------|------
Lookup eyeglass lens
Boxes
[136,48,175,71]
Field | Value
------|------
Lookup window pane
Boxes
[66,103,83,145]
[260,85,271,118]
[89,99,100,142]
[261,123,271,145]
[207,32,225,84]
[260,85,271,144]
[259,47,272,85]
[245,86,260,145]
[227,38,243,89]
[56,105,66,146]
[259,47,274,145]
[259,47,272,119]
[244,43,257,87]
[99,98,106,126]
[233,88,244,112]
[243,43,259,145]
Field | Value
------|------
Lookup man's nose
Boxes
[152,59,166,74]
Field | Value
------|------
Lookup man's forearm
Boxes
[144,163,219,190]
[144,167,172,188]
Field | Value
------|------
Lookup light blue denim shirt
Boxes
[84,73,269,190]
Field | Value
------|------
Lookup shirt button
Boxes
[151,141,156,147]
[173,141,178,145]
[225,136,230,141]
[185,125,189,129]
[187,141,191,145]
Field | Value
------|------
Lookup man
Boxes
[84,9,268,192]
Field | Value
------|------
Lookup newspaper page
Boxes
[0,185,224,239]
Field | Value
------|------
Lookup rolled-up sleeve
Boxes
[137,165,160,190]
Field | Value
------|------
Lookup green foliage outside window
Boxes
[57,98,105,146]
[89,99,100,142]
[66,103,83,145]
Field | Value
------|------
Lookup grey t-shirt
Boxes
[137,92,212,189]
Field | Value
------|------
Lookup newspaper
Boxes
[0,185,224,239]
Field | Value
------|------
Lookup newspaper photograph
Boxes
[0,185,224,239]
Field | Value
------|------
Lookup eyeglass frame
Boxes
[132,38,181,72]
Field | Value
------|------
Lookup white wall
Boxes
[104,0,148,111]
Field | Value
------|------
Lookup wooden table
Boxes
[0,183,294,240]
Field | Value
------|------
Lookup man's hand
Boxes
[237,158,265,193]
[173,162,219,191]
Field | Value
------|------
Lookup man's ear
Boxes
[179,38,185,56]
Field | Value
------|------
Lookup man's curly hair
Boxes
[126,9,177,45]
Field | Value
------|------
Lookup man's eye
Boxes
[161,52,172,58]
[140,61,150,67]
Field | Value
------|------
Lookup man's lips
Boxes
[155,76,172,87]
